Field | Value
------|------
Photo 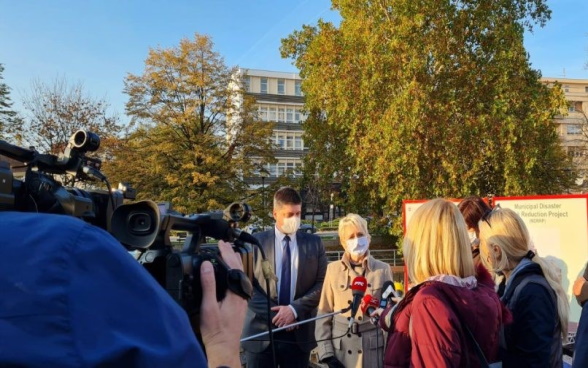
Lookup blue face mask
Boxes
[346,236,369,256]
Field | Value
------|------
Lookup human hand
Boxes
[199,240,247,368]
[322,355,345,368]
[574,277,586,297]
[369,307,383,318]
[271,305,296,328]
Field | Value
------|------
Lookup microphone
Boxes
[348,276,368,328]
[380,280,394,303]
[360,294,381,325]
[360,294,379,315]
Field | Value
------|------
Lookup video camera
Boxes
[111,200,255,317]
[0,130,254,319]
[0,130,135,229]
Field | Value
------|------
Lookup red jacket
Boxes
[381,265,510,368]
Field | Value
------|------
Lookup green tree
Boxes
[7,76,121,155]
[282,0,573,236]
[0,63,18,140]
[105,34,275,213]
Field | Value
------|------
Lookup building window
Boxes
[278,79,285,95]
[568,146,585,158]
[565,85,570,93]
[243,76,250,92]
[569,102,577,112]
[286,108,294,123]
[273,131,305,151]
[295,80,302,96]
[585,86,588,93]
[295,108,307,124]
[294,136,303,150]
[258,106,268,121]
[567,124,582,135]
[257,104,305,124]
[268,107,277,121]
[266,160,303,177]
[276,134,285,148]
[260,78,268,94]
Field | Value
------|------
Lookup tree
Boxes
[564,104,588,190]
[104,34,275,213]
[281,0,573,237]
[7,76,121,155]
[0,63,18,140]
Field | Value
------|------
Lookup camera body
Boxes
[111,199,254,317]
[0,130,135,229]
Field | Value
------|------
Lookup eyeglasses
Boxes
[481,204,501,228]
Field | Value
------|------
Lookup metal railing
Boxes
[325,249,404,267]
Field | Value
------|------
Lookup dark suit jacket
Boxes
[241,228,327,353]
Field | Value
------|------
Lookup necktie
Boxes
[279,235,291,305]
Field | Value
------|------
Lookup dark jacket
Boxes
[499,261,562,368]
[381,265,508,368]
[0,212,206,367]
[241,228,328,353]
[573,302,588,367]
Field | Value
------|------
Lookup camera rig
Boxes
[0,130,254,319]
[0,130,135,228]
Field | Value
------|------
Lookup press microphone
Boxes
[348,276,368,328]
[381,280,395,303]
[360,295,379,315]
[360,294,381,325]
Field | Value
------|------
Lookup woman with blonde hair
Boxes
[315,213,392,368]
[380,198,508,367]
[478,207,568,367]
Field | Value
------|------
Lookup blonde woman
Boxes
[478,207,569,368]
[380,198,507,367]
[315,214,392,368]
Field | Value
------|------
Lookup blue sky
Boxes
[1,0,587,121]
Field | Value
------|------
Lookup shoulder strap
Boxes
[505,274,554,309]
[500,273,556,352]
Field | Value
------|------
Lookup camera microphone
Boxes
[348,276,367,328]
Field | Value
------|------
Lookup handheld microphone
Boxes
[381,280,394,303]
[360,294,379,315]
[348,276,368,328]
[360,294,381,325]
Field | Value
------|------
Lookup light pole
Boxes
[329,192,334,227]
[260,168,270,228]
[261,175,266,226]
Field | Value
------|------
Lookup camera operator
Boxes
[0,211,246,367]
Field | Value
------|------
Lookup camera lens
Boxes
[71,130,100,152]
[128,212,153,234]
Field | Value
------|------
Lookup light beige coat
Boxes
[315,252,392,368]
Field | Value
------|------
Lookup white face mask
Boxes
[468,231,477,244]
[346,236,369,257]
[281,216,301,235]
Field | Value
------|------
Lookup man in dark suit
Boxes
[242,187,328,368]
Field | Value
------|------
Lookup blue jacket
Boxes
[0,212,206,367]
[500,261,562,368]
[573,302,588,367]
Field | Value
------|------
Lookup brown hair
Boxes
[273,187,302,209]
[458,195,492,235]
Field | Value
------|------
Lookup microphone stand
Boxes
[240,306,351,342]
